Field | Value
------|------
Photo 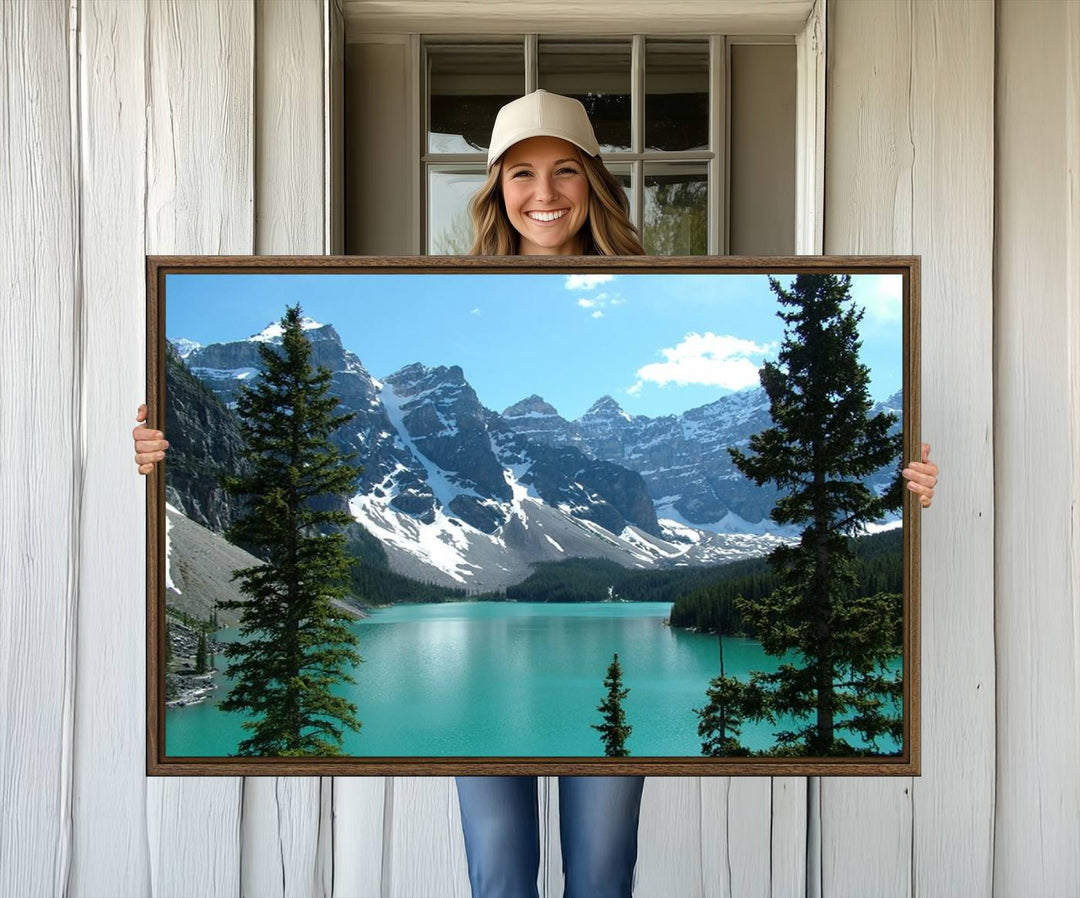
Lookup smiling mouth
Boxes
[526,209,568,222]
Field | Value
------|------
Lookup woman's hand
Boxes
[133,403,169,475]
[902,442,938,508]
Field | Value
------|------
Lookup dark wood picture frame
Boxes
[146,255,921,776]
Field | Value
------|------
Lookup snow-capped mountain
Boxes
[500,387,781,531]
[165,320,898,590]
[168,337,203,359]
[167,323,790,589]
[501,386,903,535]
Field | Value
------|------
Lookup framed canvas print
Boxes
[145,255,921,776]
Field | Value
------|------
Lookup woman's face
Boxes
[499,136,590,255]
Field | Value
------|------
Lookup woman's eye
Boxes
[511,170,532,178]
[557,167,580,176]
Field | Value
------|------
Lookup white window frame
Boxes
[403,2,825,256]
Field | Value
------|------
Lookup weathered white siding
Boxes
[0,2,78,896]
[70,0,151,894]
[823,2,997,896]
[1,1,1078,897]
[994,0,1080,892]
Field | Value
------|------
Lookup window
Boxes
[422,35,793,256]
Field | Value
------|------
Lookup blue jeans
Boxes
[455,776,646,898]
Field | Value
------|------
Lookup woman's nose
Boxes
[533,174,557,200]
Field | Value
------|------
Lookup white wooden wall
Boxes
[1,1,1077,896]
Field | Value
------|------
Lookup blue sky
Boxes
[165,271,903,420]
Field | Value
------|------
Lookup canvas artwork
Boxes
[145,256,920,776]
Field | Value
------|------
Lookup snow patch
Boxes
[543,534,565,552]
[164,503,180,594]
[654,499,801,539]
[858,517,903,535]
[350,494,484,584]
[189,366,261,382]
[250,317,324,342]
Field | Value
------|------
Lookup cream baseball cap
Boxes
[486,90,601,169]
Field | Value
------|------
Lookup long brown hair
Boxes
[468,150,645,256]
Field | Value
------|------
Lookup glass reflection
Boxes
[643,163,708,255]
[645,40,709,152]
[428,44,525,153]
[538,40,632,153]
[428,168,487,254]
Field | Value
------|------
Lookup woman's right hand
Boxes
[133,403,169,475]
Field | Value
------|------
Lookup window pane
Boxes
[643,163,707,255]
[645,40,709,152]
[604,163,634,223]
[428,167,487,254]
[538,40,631,153]
[428,44,524,154]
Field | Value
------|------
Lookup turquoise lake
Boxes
[165,601,902,758]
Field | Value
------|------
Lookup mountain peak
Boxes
[168,337,202,359]
[503,394,560,419]
[249,316,335,344]
[581,395,631,422]
[386,362,466,386]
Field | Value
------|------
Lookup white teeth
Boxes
[527,209,567,222]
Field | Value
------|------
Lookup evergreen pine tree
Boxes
[695,636,752,756]
[195,630,207,674]
[592,652,632,757]
[218,304,364,757]
[728,274,904,756]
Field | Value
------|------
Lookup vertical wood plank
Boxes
[822,3,914,894]
[994,1,1080,893]
[243,2,331,896]
[825,2,996,896]
[540,776,560,897]
[255,0,324,256]
[0,1,78,895]
[907,2,995,896]
[332,778,386,897]
[795,0,825,257]
[384,777,470,898]
[770,777,808,898]
[144,1,253,893]
[326,0,345,255]
[635,778,704,898]
[70,1,152,894]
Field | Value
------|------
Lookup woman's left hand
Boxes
[902,442,938,508]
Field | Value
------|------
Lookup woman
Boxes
[453,90,649,898]
[132,90,939,898]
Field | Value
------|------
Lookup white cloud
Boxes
[629,332,773,394]
[577,290,621,318]
[854,274,902,323]
[565,274,615,290]
[470,308,481,316]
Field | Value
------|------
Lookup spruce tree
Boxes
[218,304,364,757]
[592,652,632,757]
[728,274,904,756]
[195,630,207,674]
[695,637,752,757]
